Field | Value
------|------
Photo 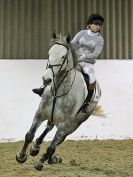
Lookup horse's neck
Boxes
[53,69,74,93]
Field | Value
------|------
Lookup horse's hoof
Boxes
[16,152,27,163]
[30,145,40,156]
[48,155,62,164]
[33,161,43,171]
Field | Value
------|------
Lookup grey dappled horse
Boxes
[16,33,101,171]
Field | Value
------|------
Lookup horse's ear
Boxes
[66,33,71,43]
[53,32,56,39]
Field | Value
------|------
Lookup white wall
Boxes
[0,60,133,142]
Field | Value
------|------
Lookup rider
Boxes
[71,13,104,109]
[32,14,104,102]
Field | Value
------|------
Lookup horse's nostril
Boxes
[43,78,52,85]
[47,79,52,84]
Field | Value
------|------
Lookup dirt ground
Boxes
[0,139,133,177]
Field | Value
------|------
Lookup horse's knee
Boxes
[25,131,35,143]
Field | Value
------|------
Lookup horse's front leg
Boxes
[16,111,42,163]
[33,125,68,171]
[30,120,54,156]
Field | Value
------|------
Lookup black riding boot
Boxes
[32,79,52,97]
[85,89,94,103]
[32,86,44,97]
[82,81,96,113]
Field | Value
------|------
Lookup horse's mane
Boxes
[50,34,79,68]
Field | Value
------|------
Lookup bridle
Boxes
[46,55,69,79]
[46,42,75,96]
[46,42,76,123]
[46,42,69,77]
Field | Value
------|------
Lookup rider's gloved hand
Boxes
[79,54,85,62]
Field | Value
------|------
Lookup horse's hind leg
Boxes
[33,125,68,171]
[30,120,54,156]
[16,111,42,163]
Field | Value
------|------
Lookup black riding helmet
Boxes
[87,14,104,26]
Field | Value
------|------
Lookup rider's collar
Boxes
[87,29,99,37]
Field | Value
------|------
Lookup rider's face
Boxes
[87,23,102,33]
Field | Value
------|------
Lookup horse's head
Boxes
[46,33,74,77]
[43,33,78,85]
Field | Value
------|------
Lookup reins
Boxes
[50,68,76,123]
[51,68,76,98]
